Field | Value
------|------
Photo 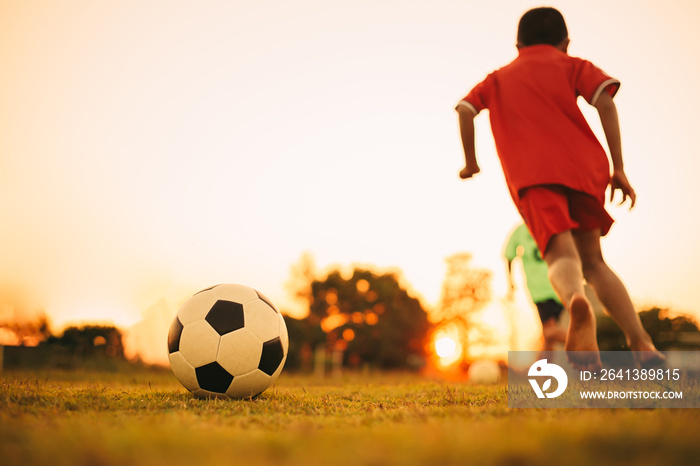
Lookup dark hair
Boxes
[517,7,568,47]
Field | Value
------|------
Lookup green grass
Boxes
[1,368,699,466]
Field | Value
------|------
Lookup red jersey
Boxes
[458,45,620,204]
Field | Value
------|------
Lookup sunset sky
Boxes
[2,0,699,361]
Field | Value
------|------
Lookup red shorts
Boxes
[517,185,614,254]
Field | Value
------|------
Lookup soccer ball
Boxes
[167,284,288,399]
[467,359,501,384]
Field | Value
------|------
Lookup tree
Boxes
[284,252,317,318]
[0,284,51,346]
[433,253,494,360]
[282,315,324,372]
[597,307,700,351]
[47,325,125,360]
[307,268,430,370]
[0,314,51,346]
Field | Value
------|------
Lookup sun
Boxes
[433,333,463,367]
[435,336,457,358]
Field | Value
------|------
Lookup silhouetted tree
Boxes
[598,307,700,351]
[0,285,51,346]
[283,315,324,372]
[0,314,51,346]
[47,325,125,360]
[434,253,494,359]
[285,252,317,313]
[308,268,431,370]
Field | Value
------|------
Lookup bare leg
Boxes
[544,231,602,371]
[572,229,664,366]
[539,318,567,361]
[542,318,567,351]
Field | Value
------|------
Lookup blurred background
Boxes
[2,0,699,375]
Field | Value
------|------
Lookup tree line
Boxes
[2,252,699,372]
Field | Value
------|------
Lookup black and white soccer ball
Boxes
[167,284,288,399]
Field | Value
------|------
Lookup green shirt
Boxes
[504,224,561,304]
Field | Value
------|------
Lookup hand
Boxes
[610,169,636,209]
[459,165,481,179]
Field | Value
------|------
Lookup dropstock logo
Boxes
[528,359,568,398]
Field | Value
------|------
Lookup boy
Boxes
[505,223,566,355]
[456,7,662,370]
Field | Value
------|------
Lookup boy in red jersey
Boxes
[456,7,662,370]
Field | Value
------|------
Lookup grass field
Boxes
[1,367,699,466]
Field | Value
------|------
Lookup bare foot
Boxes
[629,338,666,369]
[565,293,602,372]
[542,321,567,344]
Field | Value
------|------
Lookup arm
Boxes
[593,92,636,208]
[505,258,516,298]
[504,229,520,298]
[457,104,480,179]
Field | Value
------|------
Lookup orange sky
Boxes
[2,0,700,362]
